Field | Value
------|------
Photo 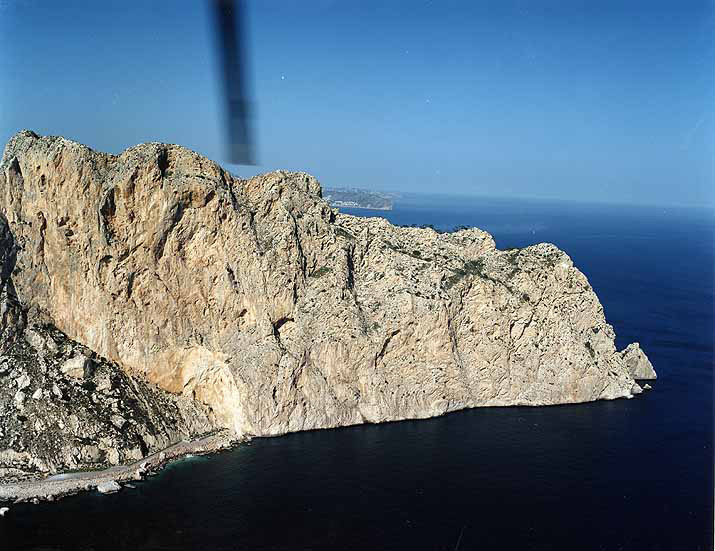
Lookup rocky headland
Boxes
[0,131,655,501]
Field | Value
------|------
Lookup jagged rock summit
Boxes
[0,131,655,480]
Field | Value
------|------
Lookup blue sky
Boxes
[1,0,712,206]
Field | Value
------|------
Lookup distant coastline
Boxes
[323,187,396,211]
[329,202,392,211]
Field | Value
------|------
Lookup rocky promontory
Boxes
[0,131,655,490]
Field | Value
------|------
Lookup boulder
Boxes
[24,328,58,355]
[15,372,30,390]
[110,415,127,429]
[13,390,25,406]
[81,445,102,462]
[96,480,121,494]
[106,448,120,466]
[61,354,92,379]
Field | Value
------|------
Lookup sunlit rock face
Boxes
[619,343,657,380]
[0,131,654,442]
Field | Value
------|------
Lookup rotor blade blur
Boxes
[211,0,255,165]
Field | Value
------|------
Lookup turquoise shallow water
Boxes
[3,196,713,550]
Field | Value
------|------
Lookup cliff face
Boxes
[0,131,655,454]
[0,215,220,482]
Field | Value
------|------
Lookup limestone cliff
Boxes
[0,131,655,476]
[0,205,221,482]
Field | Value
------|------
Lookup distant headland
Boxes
[323,187,397,210]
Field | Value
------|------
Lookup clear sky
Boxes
[1,0,712,207]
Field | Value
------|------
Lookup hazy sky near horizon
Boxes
[1,0,712,207]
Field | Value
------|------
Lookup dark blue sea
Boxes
[3,195,713,550]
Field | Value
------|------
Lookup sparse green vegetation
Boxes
[334,227,355,240]
[383,240,401,253]
[445,258,486,289]
[310,266,332,278]
[382,240,428,261]
[546,254,561,268]
[444,257,520,295]
[585,341,596,359]
[505,249,521,278]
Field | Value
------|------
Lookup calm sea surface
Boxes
[3,195,713,550]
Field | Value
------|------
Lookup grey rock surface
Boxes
[0,313,220,482]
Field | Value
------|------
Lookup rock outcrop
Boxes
[0,131,655,479]
[619,342,657,380]
[96,480,121,494]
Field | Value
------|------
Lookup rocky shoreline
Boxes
[0,431,237,504]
